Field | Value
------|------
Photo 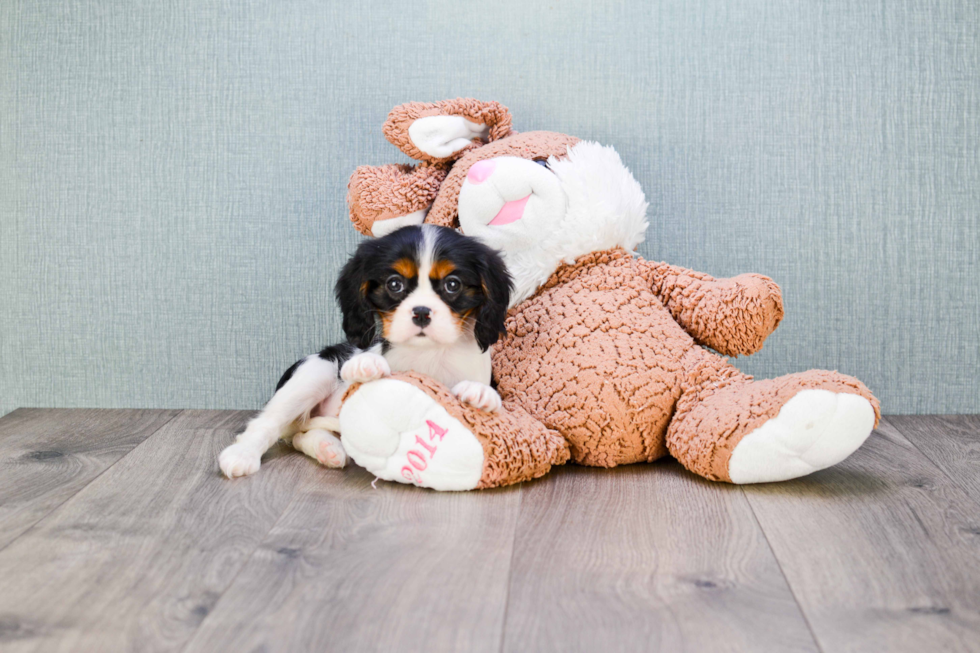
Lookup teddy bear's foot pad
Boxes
[339,379,485,491]
[728,390,875,484]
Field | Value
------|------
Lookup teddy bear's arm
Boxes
[639,260,785,356]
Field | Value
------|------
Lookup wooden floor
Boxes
[0,410,978,652]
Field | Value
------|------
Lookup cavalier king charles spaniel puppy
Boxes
[219,225,512,478]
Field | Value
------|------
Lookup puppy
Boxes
[219,225,512,478]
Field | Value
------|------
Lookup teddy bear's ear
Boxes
[347,162,448,237]
[383,98,515,163]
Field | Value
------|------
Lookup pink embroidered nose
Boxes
[466,160,496,184]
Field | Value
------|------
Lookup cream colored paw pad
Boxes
[728,390,875,484]
[339,379,485,491]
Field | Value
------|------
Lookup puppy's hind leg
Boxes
[219,356,341,478]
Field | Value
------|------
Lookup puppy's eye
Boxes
[386,276,406,295]
[443,276,462,295]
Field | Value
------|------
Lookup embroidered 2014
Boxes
[401,420,449,484]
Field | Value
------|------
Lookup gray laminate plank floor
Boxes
[501,463,818,653]
[741,418,980,653]
[0,408,180,551]
[888,415,980,505]
[0,409,978,653]
[0,410,317,652]
[184,464,522,653]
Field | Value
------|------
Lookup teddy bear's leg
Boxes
[338,372,569,491]
[667,366,880,484]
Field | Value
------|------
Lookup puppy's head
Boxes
[335,225,512,351]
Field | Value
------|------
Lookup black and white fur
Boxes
[219,225,512,478]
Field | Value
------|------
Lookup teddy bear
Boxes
[334,98,880,491]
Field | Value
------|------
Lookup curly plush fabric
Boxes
[495,249,692,466]
[426,131,581,228]
[347,162,447,236]
[637,261,785,357]
[494,247,879,475]
[383,98,515,163]
[494,250,775,463]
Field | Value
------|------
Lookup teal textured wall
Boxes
[2,0,978,416]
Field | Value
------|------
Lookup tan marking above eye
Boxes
[391,258,417,278]
[430,259,456,280]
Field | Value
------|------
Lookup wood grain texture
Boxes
[887,415,980,505]
[183,465,523,653]
[3,410,980,652]
[0,408,180,550]
[0,410,317,653]
[743,421,980,653]
[500,463,818,653]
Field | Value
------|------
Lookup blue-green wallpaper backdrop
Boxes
[2,0,978,416]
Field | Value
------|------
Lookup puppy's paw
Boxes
[316,437,347,468]
[452,381,502,413]
[292,429,347,469]
[340,353,391,383]
[219,442,262,478]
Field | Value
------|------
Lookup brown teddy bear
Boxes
[337,98,880,491]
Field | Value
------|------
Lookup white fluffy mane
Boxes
[505,141,650,306]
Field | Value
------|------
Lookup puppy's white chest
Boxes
[385,340,491,388]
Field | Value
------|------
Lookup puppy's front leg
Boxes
[220,355,340,478]
[451,381,502,413]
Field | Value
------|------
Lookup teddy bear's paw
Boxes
[451,380,502,413]
[292,428,347,469]
[339,379,485,491]
[728,390,875,484]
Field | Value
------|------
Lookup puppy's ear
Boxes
[334,246,378,349]
[347,163,446,236]
[383,98,515,163]
[473,247,514,353]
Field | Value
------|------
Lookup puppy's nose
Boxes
[466,160,496,185]
[411,306,432,328]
